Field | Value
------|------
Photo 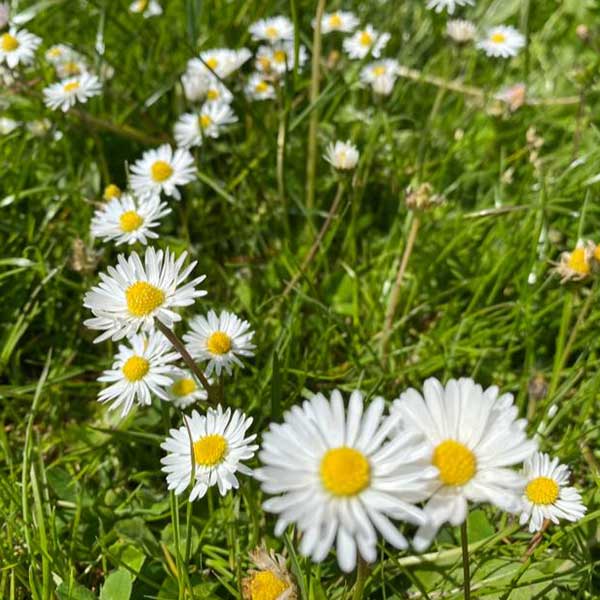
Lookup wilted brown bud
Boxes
[70,238,101,274]
[405,183,445,212]
[576,24,590,41]
[528,373,548,402]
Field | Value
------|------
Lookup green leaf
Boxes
[99,569,132,600]
[56,582,97,600]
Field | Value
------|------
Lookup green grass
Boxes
[1,0,600,598]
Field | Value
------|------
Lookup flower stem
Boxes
[351,556,369,600]
[460,520,471,600]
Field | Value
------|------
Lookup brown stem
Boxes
[522,519,550,561]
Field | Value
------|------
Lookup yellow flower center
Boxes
[151,160,173,182]
[567,247,590,275]
[122,355,150,382]
[171,377,197,397]
[193,434,228,467]
[48,47,63,58]
[373,65,386,76]
[328,13,342,28]
[63,61,82,76]
[255,81,268,93]
[206,331,232,355]
[249,571,288,600]
[525,476,559,505]
[490,32,507,44]
[359,31,373,46]
[265,26,278,39]
[1,34,19,52]
[432,440,476,486]
[320,447,370,496]
[63,81,80,92]
[206,57,218,70]
[125,281,165,317]
[273,50,287,64]
[594,244,600,262]
[133,0,148,11]
[103,183,121,200]
[258,56,272,71]
[119,210,144,232]
[199,114,212,129]
[206,88,219,100]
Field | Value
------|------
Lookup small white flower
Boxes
[324,140,359,170]
[249,16,294,44]
[184,309,255,377]
[129,144,196,200]
[495,82,526,111]
[165,368,209,409]
[0,116,19,134]
[97,330,178,417]
[446,19,476,43]
[45,44,77,65]
[255,390,436,572]
[427,0,474,14]
[129,0,163,18]
[315,11,359,34]
[83,246,207,343]
[204,78,233,104]
[43,73,102,112]
[91,192,171,246]
[161,405,258,500]
[255,42,307,76]
[520,452,586,533]
[0,27,41,68]
[186,48,251,82]
[245,73,276,101]
[180,72,233,105]
[0,3,9,29]
[174,102,238,148]
[477,25,525,58]
[343,25,390,60]
[360,59,400,96]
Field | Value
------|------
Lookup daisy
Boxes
[103,183,122,201]
[129,0,163,18]
[0,116,18,134]
[477,25,525,58]
[255,43,307,76]
[165,368,208,409]
[0,28,41,68]
[245,73,276,101]
[91,192,171,246]
[204,77,233,105]
[249,16,294,44]
[426,0,475,14]
[552,240,594,284]
[343,25,390,60]
[242,546,297,600]
[129,144,195,200]
[446,19,476,43]
[315,11,359,34]
[189,47,251,80]
[161,405,258,500]
[45,44,78,65]
[184,309,255,377]
[324,140,359,171]
[97,330,178,417]
[173,102,238,148]
[83,246,207,343]
[360,59,400,96]
[519,452,586,533]
[392,377,537,552]
[255,390,436,572]
[43,73,102,112]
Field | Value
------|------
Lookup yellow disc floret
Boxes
[255,81,268,93]
[328,13,342,29]
[193,434,228,467]
[119,210,144,232]
[265,26,278,39]
[248,570,288,600]
[273,50,287,64]
[359,31,373,46]
[151,160,173,182]
[63,81,81,92]
[567,247,590,276]
[172,378,197,397]
[122,355,150,382]
[206,331,232,355]
[125,281,165,317]
[206,57,218,70]
[103,183,121,200]
[373,66,386,76]
[320,447,370,496]
[526,476,559,505]
[432,440,476,486]
[1,34,19,52]
[491,32,506,44]
[207,88,219,100]
[199,114,212,129]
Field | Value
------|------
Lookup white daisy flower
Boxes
[324,140,359,170]
[83,246,207,343]
[0,3,9,29]
[174,102,238,149]
[204,77,233,105]
[360,59,400,96]
[426,0,474,14]
[343,25,390,60]
[315,11,359,34]
[184,310,255,377]
[495,82,526,111]
[55,58,88,79]
[519,452,586,533]
[90,192,171,246]
[477,25,525,58]
[45,44,78,65]
[43,73,102,112]
[0,116,19,134]
[446,19,476,43]
[97,330,178,417]
[0,27,41,68]
[249,16,294,44]
[255,390,437,572]
[161,405,258,500]
[129,144,196,200]
[188,47,251,80]
[165,368,209,409]
[245,73,276,101]
[255,42,307,76]
[129,0,163,18]
[392,377,537,551]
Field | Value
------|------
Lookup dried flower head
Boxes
[242,545,296,600]
[552,241,593,283]
[405,183,444,211]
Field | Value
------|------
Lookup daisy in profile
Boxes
[360,59,400,96]
[83,246,207,342]
[245,73,276,101]
[43,73,102,112]
[129,144,195,200]
[256,43,307,76]
[184,309,255,377]
[174,103,238,148]
[103,183,122,201]
[446,19,476,43]
[427,0,474,14]
[316,11,359,34]
[477,25,525,58]
[242,546,297,600]
[392,377,537,551]
[91,192,171,246]
[255,390,436,572]
[249,16,294,44]
[161,405,258,500]
[129,0,163,18]
[519,452,586,533]
[45,44,77,65]
[0,28,41,68]
[343,25,390,60]
[204,78,233,105]
[552,240,593,284]
[324,140,359,171]
[166,368,208,409]
[97,330,178,417]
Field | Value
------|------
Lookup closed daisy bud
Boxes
[446,19,477,44]
[324,140,359,171]
[242,546,297,600]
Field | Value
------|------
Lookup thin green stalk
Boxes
[351,557,369,600]
[461,521,471,600]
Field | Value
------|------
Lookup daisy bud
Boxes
[324,140,359,171]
